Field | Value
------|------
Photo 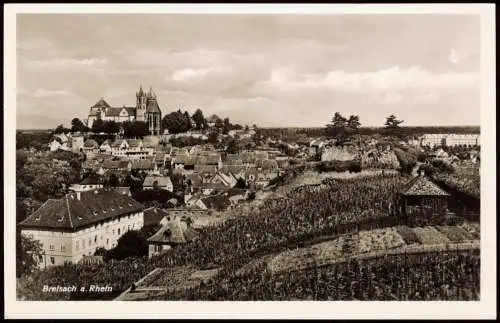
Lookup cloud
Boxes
[448,48,461,65]
[171,68,215,82]
[32,89,77,98]
[262,66,479,93]
[23,57,108,71]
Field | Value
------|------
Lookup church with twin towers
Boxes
[86,85,162,135]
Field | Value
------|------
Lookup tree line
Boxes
[54,108,245,138]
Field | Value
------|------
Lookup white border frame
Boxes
[4,3,496,319]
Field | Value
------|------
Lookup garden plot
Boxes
[412,227,451,245]
[395,225,420,245]
[435,226,475,242]
[355,228,406,253]
[137,266,215,291]
[459,222,480,240]
[267,235,348,273]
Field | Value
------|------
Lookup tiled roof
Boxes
[222,188,248,198]
[148,217,199,244]
[194,164,218,174]
[400,175,451,196]
[104,107,136,117]
[173,154,195,165]
[185,174,203,186]
[83,139,99,148]
[143,175,172,188]
[102,160,130,170]
[256,159,278,170]
[79,175,104,185]
[194,154,220,165]
[200,194,231,211]
[131,159,155,170]
[200,182,227,190]
[127,139,142,148]
[91,98,111,109]
[18,188,145,231]
[146,98,161,114]
[143,207,169,226]
[111,139,125,148]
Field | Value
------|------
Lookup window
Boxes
[50,257,55,265]
[118,228,121,235]
[60,245,66,252]
[38,255,43,262]
[82,240,85,248]
[94,235,97,243]
[106,238,109,245]
[112,229,115,235]
[88,239,91,246]
[76,241,79,251]
[49,244,55,251]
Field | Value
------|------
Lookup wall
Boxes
[21,211,144,268]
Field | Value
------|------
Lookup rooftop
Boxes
[19,188,145,231]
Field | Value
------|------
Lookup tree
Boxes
[91,119,104,133]
[102,121,120,135]
[347,115,361,133]
[122,121,149,138]
[384,114,404,137]
[192,108,206,130]
[222,117,231,135]
[208,131,219,144]
[215,118,224,129]
[107,230,149,260]
[226,138,240,154]
[244,125,250,131]
[326,112,349,143]
[54,124,66,134]
[17,233,43,277]
[234,177,248,189]
[162,111,191,134]
[71,118,88,133]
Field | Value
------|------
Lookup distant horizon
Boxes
[16,124,481,131]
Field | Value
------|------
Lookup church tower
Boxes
[136,85,147,122]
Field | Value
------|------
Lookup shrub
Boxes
[348,161,362,173]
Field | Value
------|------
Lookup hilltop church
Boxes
[87,85,162,135]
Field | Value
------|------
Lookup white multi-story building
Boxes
[18,188,145,268]
[420,133,480,147]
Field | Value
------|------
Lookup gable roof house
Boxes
[199,194,232,211]
[399,172,451,217]
[18,188,146,266]
[143,175,173,192]
[131,159,158,174]
[147,216,200,258]
[102,160,132,172]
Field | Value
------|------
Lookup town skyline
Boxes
[17,14,480,129]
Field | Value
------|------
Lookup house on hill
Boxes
[148,216,200,258]
[399,172,451,216]
[48,134,71,152]
[82,139,100,159]
[69,175,104,192]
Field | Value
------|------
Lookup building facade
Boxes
[87,85,162,135]
[18,188,145,268]
[420,134,480,147]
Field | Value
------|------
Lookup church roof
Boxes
[92,98,111,109]
[104,107,136,117]
[400,175,450,197]
[146,98,161,114]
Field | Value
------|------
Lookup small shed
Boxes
[399,172,451,216]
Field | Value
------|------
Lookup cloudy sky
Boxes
[16,14,480,129]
